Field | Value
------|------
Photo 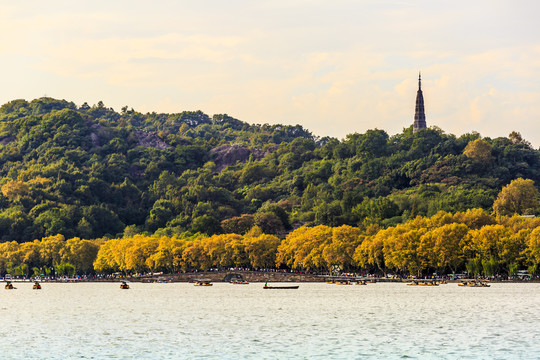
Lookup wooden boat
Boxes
[120,281,130,289]
[407,280,438,286]
[5,281,14,290]
[334,280,352,285]
[263,284,299,289]
[33,282,41,290]
[194,280,213,286]
[230,279,249,285]
[458,280,490,287]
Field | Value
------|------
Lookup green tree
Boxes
[221,214,255,234]
[191,215,222,235]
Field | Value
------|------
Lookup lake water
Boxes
[0,282,538,359]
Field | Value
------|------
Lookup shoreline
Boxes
[4,270,539,284]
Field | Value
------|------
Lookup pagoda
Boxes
[413,73,426,132]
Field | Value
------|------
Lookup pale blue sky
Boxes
[1,1,540,145]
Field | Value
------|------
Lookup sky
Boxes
[1,1,540,145]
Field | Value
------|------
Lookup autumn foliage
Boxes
[0,210,539,278]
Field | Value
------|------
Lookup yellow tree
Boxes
[300,226,333,272]
[1,180,29,202]
[169,237,189,271]
[93,239,120,273]
[497,214,540,233]
[463,138,493,163]
[39,234,67,267]
[145,237,187,273]
[417,230,436,271]
[182,238,212,270]
[466,224,513,276]
[420,223,469,273]
[65,237,100,273]
[124,235,159,273]
[493,178,539,216]
[393,229,427,276]
[467,225,511,260]
[323,225,363,271]
[525,228,540,273]
[0,241,21,274]
[276,225,332,271]
[452,208,495,229]
[383,221,427,276]
[354,233,385,274]
[426,210,455,228]
[28,176,53,187]
[276,226,311,270]
[203,234,246,268]
[497,229,528,275]
[243,233,281,269]
[20,240,42,269]
[203,234,227,268]
[228,234,249,268]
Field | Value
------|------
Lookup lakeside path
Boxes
[6,270,538,283]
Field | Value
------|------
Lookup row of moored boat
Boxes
[4,281,41,290]
[4,279,490,290]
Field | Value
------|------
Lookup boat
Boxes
[458,280,490,287]
[407,280,438,286]
[230,279,249,285]
[5,281,14,290]
[120,281,130,289]
[194,280,213,286]
[335,280,352,285]
[263,283,299,289]
[33,281,42,290]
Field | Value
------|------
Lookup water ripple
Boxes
[0,282,539,359]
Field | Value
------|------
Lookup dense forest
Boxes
[0,97,539,276]
[0,97,538,244]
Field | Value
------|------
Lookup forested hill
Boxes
[0,97,538,242]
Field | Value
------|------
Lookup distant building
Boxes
[413,73,426,132]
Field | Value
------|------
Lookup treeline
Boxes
[0,235,100,277]
[1,210,539,277]
[0,97,539,242]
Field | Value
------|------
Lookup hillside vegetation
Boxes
[0,97,539,245]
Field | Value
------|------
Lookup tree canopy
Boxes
[0,97,538,243]
[0,210,538,278]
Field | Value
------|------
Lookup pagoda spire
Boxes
[413,72,426,132]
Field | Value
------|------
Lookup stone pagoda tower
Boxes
[413,72,426,132]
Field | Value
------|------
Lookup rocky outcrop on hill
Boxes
[210,144,271,171]
[0,137,14,145]
[90,133,100,147]
[134,130,172,150]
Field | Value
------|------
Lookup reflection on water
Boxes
[0,282,538,359]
